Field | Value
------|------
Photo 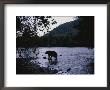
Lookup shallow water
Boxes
[16,47,94,74]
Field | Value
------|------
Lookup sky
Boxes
[37,16,77,37]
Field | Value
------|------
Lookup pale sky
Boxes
[38,16,77,37]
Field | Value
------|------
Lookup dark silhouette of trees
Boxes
[16,16,94,48]
[77,16,94,47]
[37,17,94,47]
[16,16,57,47]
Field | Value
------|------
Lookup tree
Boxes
[16,16,57,37]
[16,16,57,47]
[78,16,94,47]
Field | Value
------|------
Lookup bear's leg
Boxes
[52,56,57,65]
[48,55,52,64]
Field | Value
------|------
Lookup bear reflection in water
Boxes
[45,51,58,65]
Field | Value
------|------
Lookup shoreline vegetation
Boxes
[16,58,58,74]
[16,57,94,74]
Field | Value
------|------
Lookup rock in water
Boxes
[43,57,46,59]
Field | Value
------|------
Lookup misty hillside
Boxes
[43,20,80,38]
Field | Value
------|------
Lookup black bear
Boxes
[45,51,57,65]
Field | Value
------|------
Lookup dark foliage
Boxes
[16,58,58,74]
[77,16,94,47]
[16,16,94,48]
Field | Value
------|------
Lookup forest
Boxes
[16,16,94,48]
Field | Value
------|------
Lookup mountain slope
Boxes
[43,20,80,38]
